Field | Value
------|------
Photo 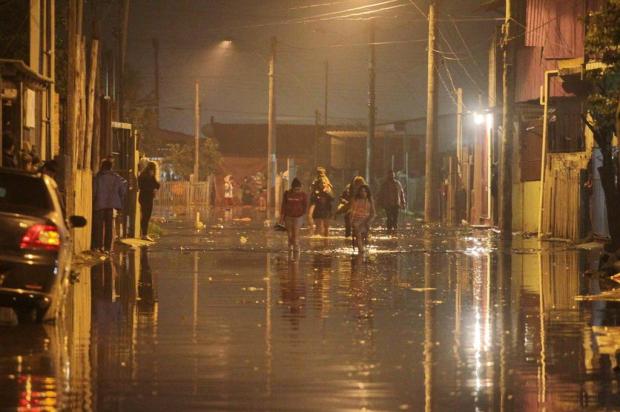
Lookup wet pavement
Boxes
[2,213,620,411]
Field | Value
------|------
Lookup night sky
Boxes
[125,0,499,134]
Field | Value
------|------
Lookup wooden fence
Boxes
[540,153,588,240]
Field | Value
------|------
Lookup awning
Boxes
[0,59,53,90]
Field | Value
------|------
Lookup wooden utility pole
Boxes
[118,0,130,121]
[455,87,463,224]
[499,0,516,236]
[322,60,328,167]
[152,38,160,128]
[324,60,328,130]
[84,40,99,170]
[367,20,376,184]
[65,0,80,215]
[314,109,320,168]
[194,81,200,180]
[424,2,439,222]
[267,36,277,218]
[456,88,463,170]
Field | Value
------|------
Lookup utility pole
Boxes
[314,109,320,169]
[152,38,160,128]
[367,20,376,184]
[65,0,80,215]
[118,0,130,121]
[324,60,328,129]
[323,60,328,167]
[194,81,200,181]
[500,0,516,236]
[267,36,277,219]
[455,87,463,224]
[456,88,463,170]
[424,1,439,222]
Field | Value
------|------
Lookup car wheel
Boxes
[15,307,36,324]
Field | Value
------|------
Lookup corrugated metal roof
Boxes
[515,0,590,102]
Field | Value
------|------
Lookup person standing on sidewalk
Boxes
[280,177,307,257]
[350,184,375,255]
[138,162,160,241]
[378,170,406,234]
[93,159,127,253]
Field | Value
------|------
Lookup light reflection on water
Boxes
[1,228,620,410]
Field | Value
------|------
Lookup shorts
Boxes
[352,219,369,235]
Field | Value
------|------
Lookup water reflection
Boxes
[5,230,620,410]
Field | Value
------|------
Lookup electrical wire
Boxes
[406,0,427,19]
[449,15,486,78]
[437,27,486,95]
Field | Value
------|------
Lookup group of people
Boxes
[280,167,406,256]
[2,135,59,178]
[92,158,160,253]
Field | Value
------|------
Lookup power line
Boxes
[437,26,485,95]
[449,15,486,78]
[405,0,427,19]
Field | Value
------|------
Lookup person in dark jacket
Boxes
[93,159,127,252]
[138,161,160,241]
[378,170,406,233]
[2,135,17,168]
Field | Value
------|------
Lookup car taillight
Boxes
[20,224,61,251]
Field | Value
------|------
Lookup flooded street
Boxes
[1,219,619,411]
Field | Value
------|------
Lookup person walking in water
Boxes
[138,162,160,241]
[280,178,307,258]
[338,175,366,238]
[378,170,406,234]
[350,184,375,255]
[308,169,334,237]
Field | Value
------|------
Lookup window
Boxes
[0,172,52,211]
[547,99,585,153]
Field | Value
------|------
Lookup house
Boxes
[477,0,604,239]
[510,0,603,239]
[0,0,57,165]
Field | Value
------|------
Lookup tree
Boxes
[584,0,620,247]
[163,139,221,180]
[121,68,160,156]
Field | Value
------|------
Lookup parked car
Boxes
[0,167,86,323]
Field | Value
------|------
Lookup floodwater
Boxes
[1,218,619,411]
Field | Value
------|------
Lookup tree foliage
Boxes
[584,0,620,247]
[585,0,620,143]
[121,68,161,156]
[163,138,222,180]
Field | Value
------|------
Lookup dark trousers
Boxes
[140,199,153,237]
[385,205,400,231]
[93,208,114,251]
